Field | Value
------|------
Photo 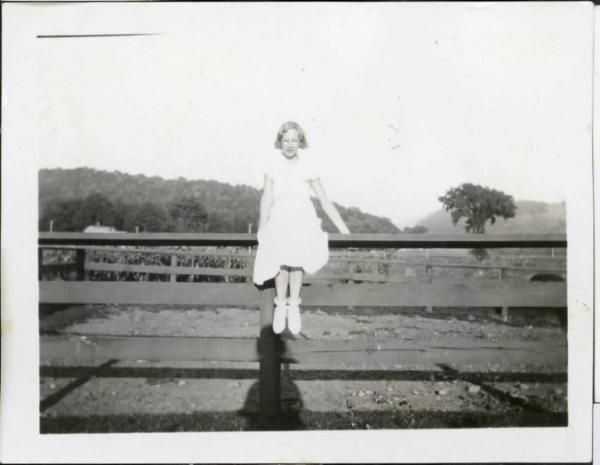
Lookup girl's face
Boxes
[280,129,300,159]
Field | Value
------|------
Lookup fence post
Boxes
[170,255,177,283]
[75,249,86,281]
[38,248,44,280]
[246,256,253,283]
[259,288,281,416]
[497,267,506,281]
[425,261,434,312]
[225,257,231,284]
[371,263,380,282]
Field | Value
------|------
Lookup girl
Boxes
[253,121,350,335]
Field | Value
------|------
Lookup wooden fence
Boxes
[39,242,566,285]
[39,232,567,415]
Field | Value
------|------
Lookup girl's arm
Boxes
[309,178,351,234]
[258,174,274,231]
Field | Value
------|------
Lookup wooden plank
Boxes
[40,335,258,363]
[349,272,423,283]
[84,258,563,278]
[282,338,567,367]
[39,281,566,308]
[423,263,565,273]
[329,256,565,271]
[39,232,567,249]
[285,337,567,352]
[39,334,566,367]
[81,260,566,280]
[308,272,376,282]
[85,261,251,277]
[39,233,258,247]
[39,282,260,305]
[299,282,567,308]
[39,263,79,272]
[44,247,565,260]
[41,245,256,258]
[81,261,564,282]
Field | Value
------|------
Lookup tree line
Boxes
[39,193,215,233]
[39,169,519,236]
[38,168,400,233]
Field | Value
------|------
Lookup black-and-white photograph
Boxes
[1,2,595,463]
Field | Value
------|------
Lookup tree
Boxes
[314,202,399,233]
[113,201,140,232]
[40,193,118,231]
[168,195,208,232]
[438,183,516,234]
[135,202,172,232]
[39,198,84,231]
[72,193,117,230]
[439,183,517,260]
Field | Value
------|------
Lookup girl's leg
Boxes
[275,266,290,300]
[287,267,304,334]
[272,266,289,334]
[288,267,303,301]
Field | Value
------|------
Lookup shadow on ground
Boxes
[40,409,567,433]
[40,361,568,433]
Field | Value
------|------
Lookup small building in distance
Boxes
[83,224,125,233]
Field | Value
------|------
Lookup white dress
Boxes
[252,153,329,285]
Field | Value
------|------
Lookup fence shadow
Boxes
[40,359,567,433]
[39,365,567,384]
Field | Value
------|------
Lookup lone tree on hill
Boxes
[439,183,516,260]
[438,183,516,234]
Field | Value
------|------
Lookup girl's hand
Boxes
[339,225,351,234]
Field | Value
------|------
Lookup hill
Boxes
[418,200,566,234]
[38,167,399,233]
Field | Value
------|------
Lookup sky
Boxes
[36,3,591,226]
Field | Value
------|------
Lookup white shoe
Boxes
[272,297,287,334]
[287,298,302,335]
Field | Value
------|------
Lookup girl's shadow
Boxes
[244,280,304,430]
[239,339,304,431]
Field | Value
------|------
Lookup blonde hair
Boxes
[274,121,308,149]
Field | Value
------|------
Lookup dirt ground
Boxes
[39,305,568,432]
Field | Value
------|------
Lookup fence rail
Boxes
[39,232,567,248]
[40,334,567,367]
[38,232,568,416]
[39,281,566,307]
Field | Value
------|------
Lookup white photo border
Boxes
[1,2,594,463]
